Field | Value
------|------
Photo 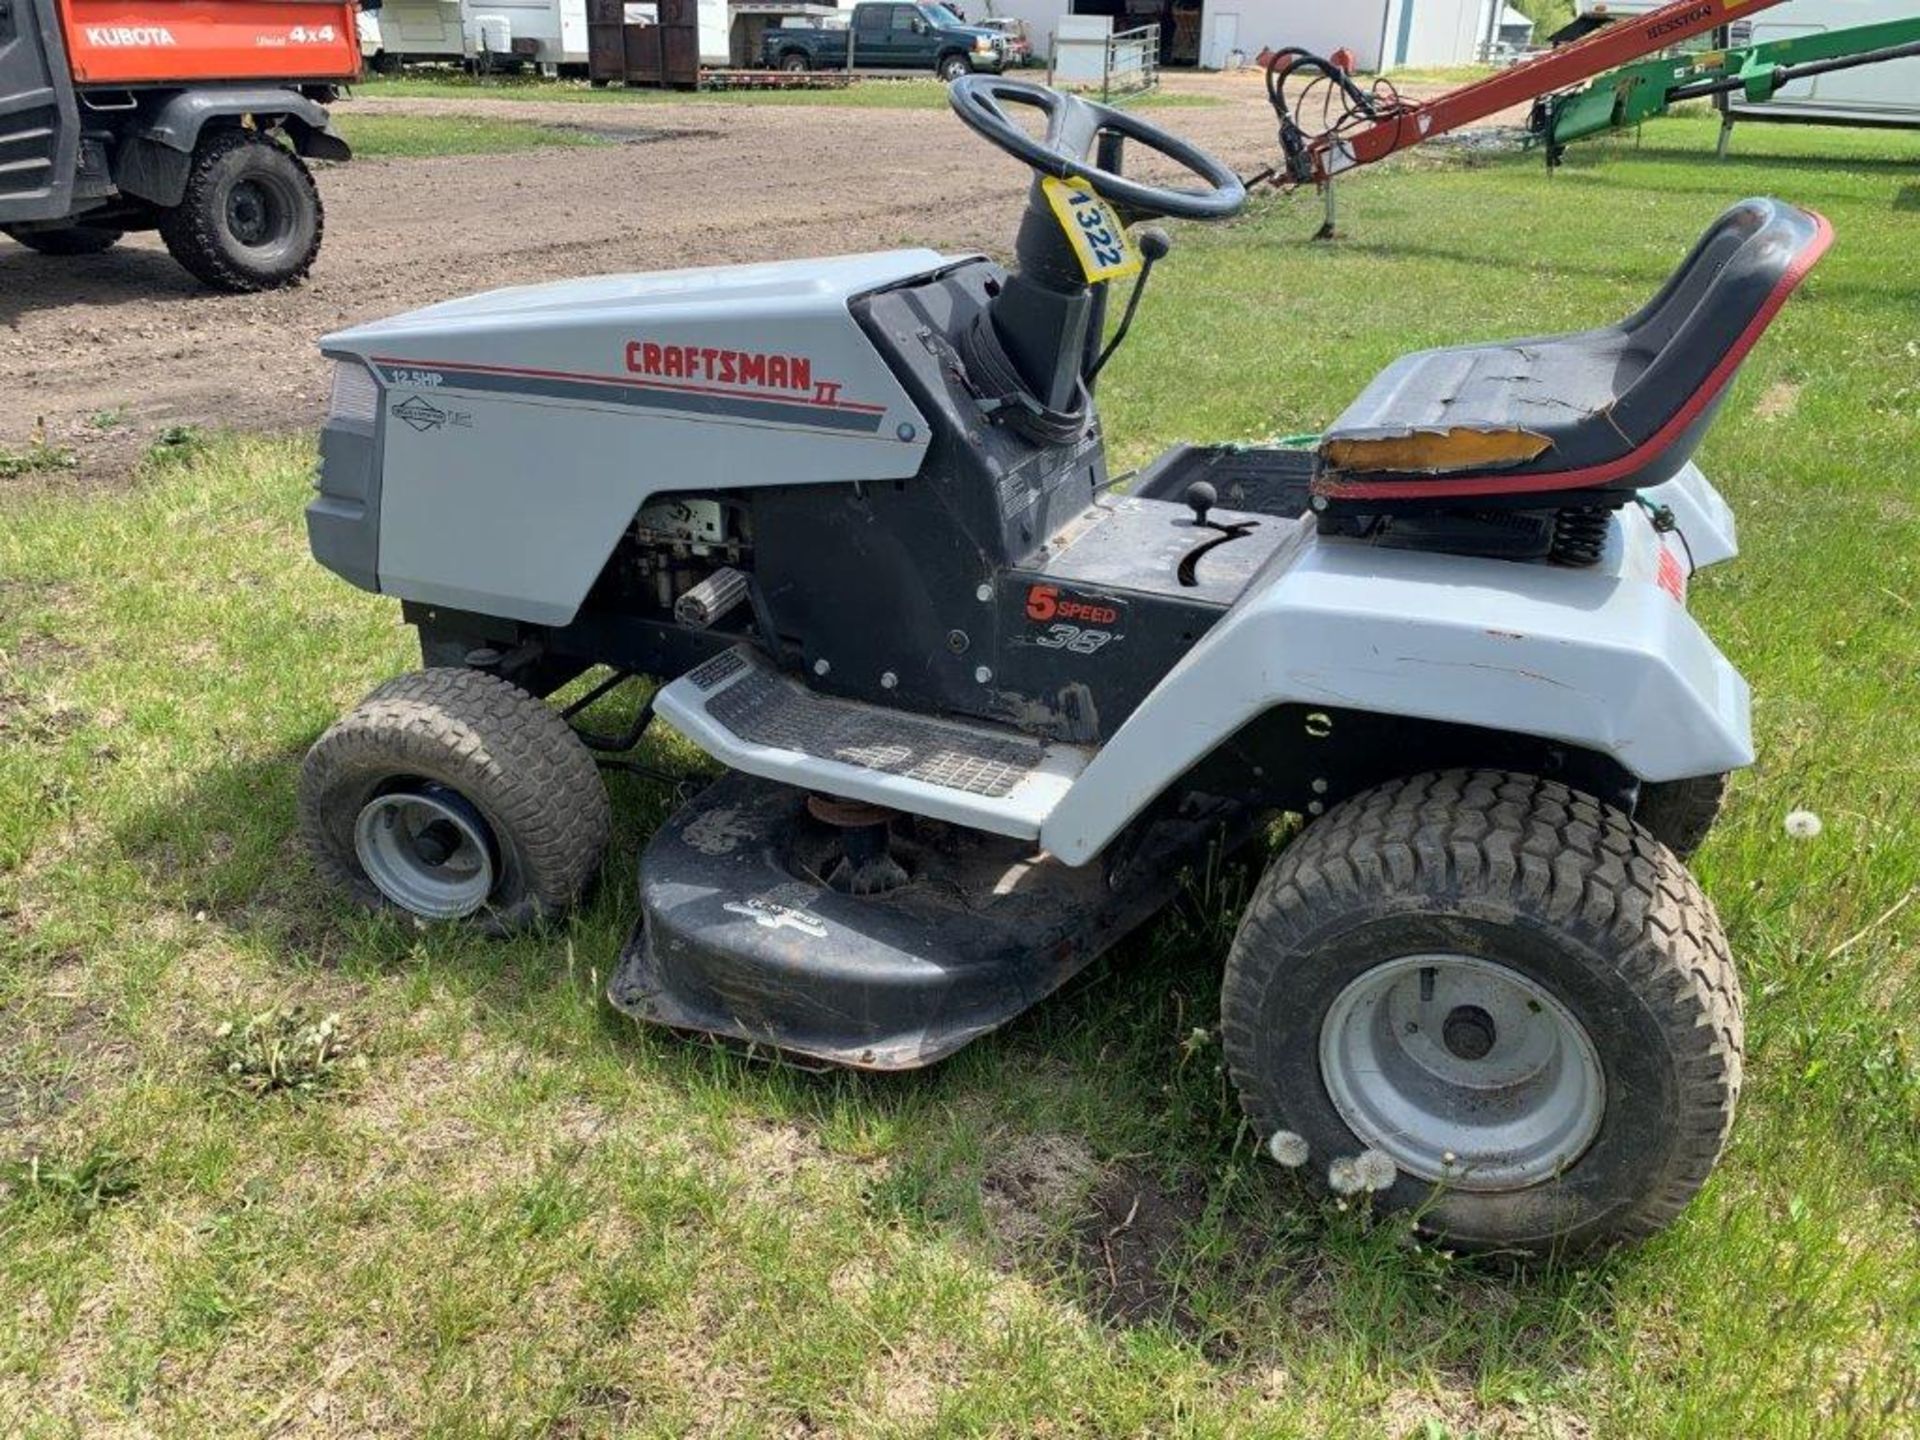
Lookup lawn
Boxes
[3,113,1917,1436]
[330,111,609,157]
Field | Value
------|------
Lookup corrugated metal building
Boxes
[966,0,1513,70]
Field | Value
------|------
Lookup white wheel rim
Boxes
[353,787,496,920]
[1318,953,1605,1191]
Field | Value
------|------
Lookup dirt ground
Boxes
[0,70,1304,487]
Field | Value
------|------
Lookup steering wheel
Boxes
[948,76,1245,222]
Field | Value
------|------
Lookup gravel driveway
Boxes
[0,73,1291,486]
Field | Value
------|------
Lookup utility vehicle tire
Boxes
[1635,772,1729,861]
[937,52,970,81]
[1220,770,1743,1256]
[158,129,322,293]
[781,51,809,71]
[298,668,611,935]
[4,224,123,256]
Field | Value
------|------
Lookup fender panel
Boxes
[1644,462,1738,571]
[1041,500,1752,866]
[138,87,340,154]
[112,135,190,206]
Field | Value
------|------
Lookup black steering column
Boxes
[946,77,1247,419]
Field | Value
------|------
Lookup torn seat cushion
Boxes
[1314,197,1832,508]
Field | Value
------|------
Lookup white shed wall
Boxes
[1379,0,1493,69]
[961,0,1498,72]
[1202,0,1389,71]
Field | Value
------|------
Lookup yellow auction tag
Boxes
[1041,176,1142,285]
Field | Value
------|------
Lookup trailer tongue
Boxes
[1256,0,1809,235]
[1536,15,1920,165]
[1264,0,1792,189]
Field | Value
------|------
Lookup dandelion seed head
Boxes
[1785,809,1823,840]
[1267,1130,1310,1167]
[1328,1157,1364,1196]
[1355,1149,1398,1193]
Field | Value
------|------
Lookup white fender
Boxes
[1041,480,1750,867]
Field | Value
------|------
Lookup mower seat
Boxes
[1313,198,1831,511]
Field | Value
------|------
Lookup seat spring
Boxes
[1550,507,1610,567]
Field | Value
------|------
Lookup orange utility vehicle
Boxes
[2,0,358,288]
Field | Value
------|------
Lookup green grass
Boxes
[331,110,607,156]
[352,71,1217,109]
[0,440,76,481]
[1374,63,1500,87]
[3,111,1918,1435]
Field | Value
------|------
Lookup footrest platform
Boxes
[655,647,1091,839]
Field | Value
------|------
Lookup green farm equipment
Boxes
[1531,15,1920,165]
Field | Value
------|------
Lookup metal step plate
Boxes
[656,647,1093,840]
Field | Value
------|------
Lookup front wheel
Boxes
[780,51,810,72]
[158,128,323,292]
[298,669,611,935]
[937,53,972,82]
[1221,770,1743,1255]
[4,224,123,256]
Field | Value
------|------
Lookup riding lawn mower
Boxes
[297,77,1829,1254]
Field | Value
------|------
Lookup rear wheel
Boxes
[1635,772,1729,860]
[298,669,611,934]
[1220,770,1743,1255]
[159,128,322,292]
[4,224,123,256]
[781,51,810,72]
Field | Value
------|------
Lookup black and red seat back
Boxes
[1313,197,1832,515]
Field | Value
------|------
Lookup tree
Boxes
[1510,0,1576,44]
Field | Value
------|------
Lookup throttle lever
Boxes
[1086,226,1172,385]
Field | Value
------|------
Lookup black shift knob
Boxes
[1185,480,1217,526]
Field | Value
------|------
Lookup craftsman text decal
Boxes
[367,353,889,434]
[626,342,848,406]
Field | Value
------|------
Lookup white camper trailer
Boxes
[1724,0,1920,130]
[365,0,592,69]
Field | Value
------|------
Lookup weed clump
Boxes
[146,424,211,470]
[1,1145,139,1224]
[213,1006,364,1097]
[0,439,76,480]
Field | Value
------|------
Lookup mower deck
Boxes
[608,772,1256,1069]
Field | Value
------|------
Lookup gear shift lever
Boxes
[1176,478,1258,588]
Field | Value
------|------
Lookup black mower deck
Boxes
[609,773,1258,1069]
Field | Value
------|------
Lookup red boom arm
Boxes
[1296,0,1793,182]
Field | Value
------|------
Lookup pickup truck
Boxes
[764,3,1008,81]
